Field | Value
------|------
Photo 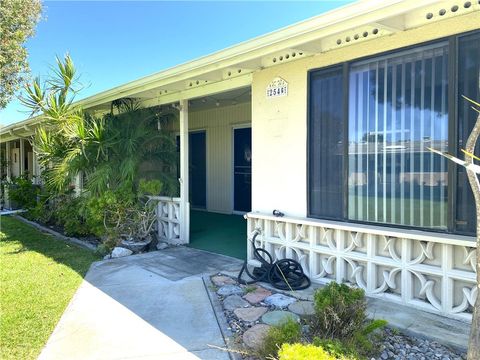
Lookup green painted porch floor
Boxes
[189,210,247,260]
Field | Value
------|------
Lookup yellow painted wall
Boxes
[251,12,480,217]
[188,101,251,213]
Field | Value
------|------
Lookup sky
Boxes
[0,0,353,125]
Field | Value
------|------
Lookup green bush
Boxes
[310,282,386,358]
[278,343,355,360]
[138,179,163,196]
[53,195,91,237]
[7,174,40,209]
[312,282,366,340]
[257,318,302,360]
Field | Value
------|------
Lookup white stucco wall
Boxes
[251,12,480,218]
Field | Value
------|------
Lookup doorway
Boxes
[233,127,252,213]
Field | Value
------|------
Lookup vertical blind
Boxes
[309,67,344,219]
[347,43,449,229]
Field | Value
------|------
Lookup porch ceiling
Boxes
[2,0,478,139]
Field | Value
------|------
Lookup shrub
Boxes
[311,282,366,340]
[278,343,354,360]
[7,174,40,209]
[138,179,163,196]
[257,318,302,360]
[310,282,386,358]
[53,194,91,237]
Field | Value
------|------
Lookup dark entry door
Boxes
[233,127,252,212]
[189,131,206,209]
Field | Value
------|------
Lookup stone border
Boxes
[203,275,243,360]
[13,215,97,251]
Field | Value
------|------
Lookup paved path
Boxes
[39,247,243,360]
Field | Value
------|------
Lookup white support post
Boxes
[179,99,190,244]
[19,139,25,176]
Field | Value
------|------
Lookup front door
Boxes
[189,131,206,209]
[233,127,252,213]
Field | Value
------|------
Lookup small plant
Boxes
[277,343,354,360]
[257,318,302,359]
[310,282,386,358]
[244,285,257,294]
[311,282,366,340]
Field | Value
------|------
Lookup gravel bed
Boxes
[375,328,466,360]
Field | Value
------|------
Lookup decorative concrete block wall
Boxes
[247,213,476,321]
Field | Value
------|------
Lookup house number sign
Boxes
[266,77,288,98]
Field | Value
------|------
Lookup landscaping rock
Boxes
[156,242,168,250]
[111,247,133,258]
[211,275,237,287]
[374,328,466,360]
[223,295,250,311]
[261,310,299,326]
[103,254,111,260]
[243,324,271,350]
[243,287,272,304]
[234,307,268,322]
[217,285,243,297]
[120,239,151,253]
[288,300,315,316]
[264,293,297,308]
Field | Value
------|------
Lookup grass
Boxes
[189,210,247,259]
[0,216,99,360]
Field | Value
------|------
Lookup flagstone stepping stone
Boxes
[264,293,297,308]
[217,285,244,297]
[234,306,268,322]
[211,275,237,287]
[243,287,272,304]
[243,324,271,349]
[261,310,300,326]
[223,295,250,311]
[288,300,315,316]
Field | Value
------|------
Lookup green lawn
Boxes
[0,216,99,360]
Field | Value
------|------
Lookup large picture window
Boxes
[348,44,449,229]
[308,31,480,235]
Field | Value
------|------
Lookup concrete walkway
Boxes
[39,247,243,360]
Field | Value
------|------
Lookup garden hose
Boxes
[237,231,311,291]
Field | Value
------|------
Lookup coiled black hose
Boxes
[237,231,311,291]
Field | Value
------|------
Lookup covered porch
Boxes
[146,86,252,259]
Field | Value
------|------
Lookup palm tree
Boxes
[21,54,177,196]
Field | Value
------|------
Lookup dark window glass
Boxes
[309,67,344,219]
[348,44,449,229]
[456,32,480,235]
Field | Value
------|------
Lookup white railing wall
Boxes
[246,213,477,321]
[149,196,183,245]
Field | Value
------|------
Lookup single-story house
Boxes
[1,0,479,321]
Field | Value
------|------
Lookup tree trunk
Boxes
[464,110,480,360]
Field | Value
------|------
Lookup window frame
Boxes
[307,29,480,236]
